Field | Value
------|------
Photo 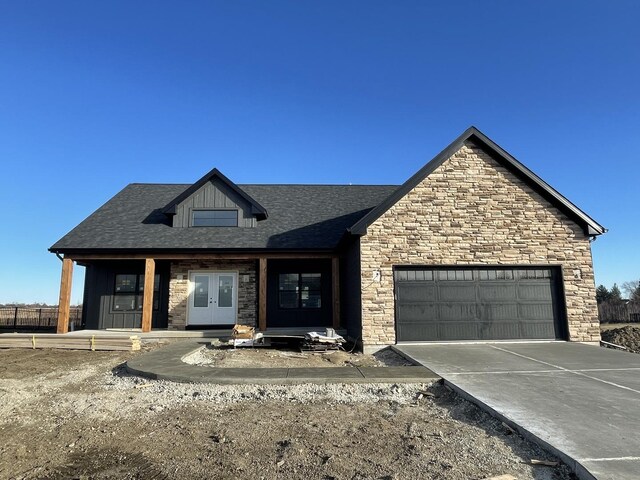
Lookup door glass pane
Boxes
[115,274,137,293]
[302,291,321,308]
[279,273,299,291]
[193,275,209,308]
[138,274,160,293]
[300,273,321,290]
[113,295,136,311]
[300,273,321,309]
[218,275,233,308]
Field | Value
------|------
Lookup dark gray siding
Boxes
[341,237,362,340]
[173,179,256,228]
[83,261,169,329]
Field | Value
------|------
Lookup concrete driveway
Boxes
[395,342,640,480]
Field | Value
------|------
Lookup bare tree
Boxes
[621,280,640,300]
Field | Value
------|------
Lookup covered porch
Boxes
[54,252,342,334]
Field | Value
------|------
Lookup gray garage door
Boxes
[395,267,565,342]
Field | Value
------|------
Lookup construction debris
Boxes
[134,383,153,389]
[417,390,435,398]
[0,333,140,351]
[230,324,264,347]
[529,459,559,467]
[300,329,345,351]
[501,422,516,435]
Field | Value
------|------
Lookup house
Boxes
[49,127,606,352]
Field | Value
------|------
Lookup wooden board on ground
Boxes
[0,334,140,351]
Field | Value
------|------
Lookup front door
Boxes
[188,272,237,326]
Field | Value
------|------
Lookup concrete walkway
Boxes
[395,342,640,480]
[126,340,439,385]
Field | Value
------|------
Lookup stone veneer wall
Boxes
[360,141,600,347]
[168,260,257,329]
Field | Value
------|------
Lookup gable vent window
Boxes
[192,209,238,227]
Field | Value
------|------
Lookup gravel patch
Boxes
[0,348,573,480]
[105,363,434,407]
[182,345,414,368]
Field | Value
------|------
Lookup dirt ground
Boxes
[183,345,414,368]
[0,347,573,480]
[601,325,640,353]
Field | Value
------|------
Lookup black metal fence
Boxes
[0,307,82,332]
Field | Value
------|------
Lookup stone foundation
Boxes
[168,260,257,329]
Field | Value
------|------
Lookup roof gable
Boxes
[349,126,606,236]
[162,168,268,220]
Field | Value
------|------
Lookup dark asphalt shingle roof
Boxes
[50,184,399,252]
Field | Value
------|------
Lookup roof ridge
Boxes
[128,182,400,187]
[128,182,191,185]
[240,183,400,187]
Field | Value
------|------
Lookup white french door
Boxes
[187,272,238,325]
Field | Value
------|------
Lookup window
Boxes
[192,210,238,227]
[278,273,322,309]
[113,274,160,311]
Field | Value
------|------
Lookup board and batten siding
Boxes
[83,261,169,330]
[172,179,256,228]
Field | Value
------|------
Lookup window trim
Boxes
[190,208,239,227]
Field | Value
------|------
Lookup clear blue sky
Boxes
[0,1,638,304]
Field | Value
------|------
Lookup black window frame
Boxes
[191,209,239,227]
[278,272,322,309]
[112,273,160,312]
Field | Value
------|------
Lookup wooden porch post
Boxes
[332,257,340,329]
[56,257,74,334]
[258,257,267,331]
[141,258,155,333]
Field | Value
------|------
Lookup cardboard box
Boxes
[232,338,255,347]
[232,324,255,339]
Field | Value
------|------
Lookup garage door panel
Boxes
[478,284,517,301]
[397,284,437,302]
[518,303,554,320]
[518,283,553,300]
[439,303,477,321]
[479,303,519,320]
[438,284,476,301]
[395,267,563,342]
[397,304,438,321]
[520,321,556,339]
[439,322,479,341]
[478,321,522,340]
[397,322,439,342]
